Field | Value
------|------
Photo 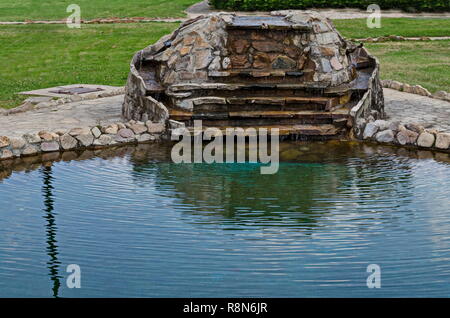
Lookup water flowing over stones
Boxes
[123,12,384,139]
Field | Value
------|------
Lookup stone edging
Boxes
[0,120,168,161]
[350,77,450,153]
[381,80,450,102]
[352,35,450,42]
[0,87,126,116]
[0,17,185,25]
[354,119,450,153]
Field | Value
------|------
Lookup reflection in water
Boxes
[128,141,415,232]
[40,165,61,298]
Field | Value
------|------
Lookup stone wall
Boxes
[0,120,166,161]
[122,12,363,120]
[354,117,450,153]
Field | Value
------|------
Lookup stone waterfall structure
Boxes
[123,11,384,139]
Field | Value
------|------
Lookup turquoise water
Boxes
[0,142,450,297]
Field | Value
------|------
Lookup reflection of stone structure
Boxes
[123,11,384,139]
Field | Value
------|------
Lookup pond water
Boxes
[0,142,450,298]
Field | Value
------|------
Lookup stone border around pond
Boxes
[353,119,450,153]
[1,115,449,161]
[0,120,168,161]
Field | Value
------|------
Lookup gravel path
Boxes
[1,1,449,25]
[1,89,448,139]
[187,0,450,20]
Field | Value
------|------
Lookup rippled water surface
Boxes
[1,142,450,297]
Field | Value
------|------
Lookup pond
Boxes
[0,141,450,297]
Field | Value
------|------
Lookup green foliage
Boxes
[209,0,450,12]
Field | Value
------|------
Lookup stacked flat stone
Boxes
[123,11,367,121]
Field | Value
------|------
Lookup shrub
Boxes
[209,0,450,12]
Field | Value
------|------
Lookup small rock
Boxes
[388,121,401,132]
[381,80,392,88]
[0,149,13,159]
[417,131,435,148]
[137,133,155,142]
[435,133,450,149]
[147,122,166,134]
[38,130,54,141]
[22,145,39,156]
[402,83,413,93]
[129,123,147,135]
[272,55,297,69]
[41,141,60,152]
[375,130,395,143]
[0,136,10,148]
[10,137,26,149]
[76,133,94,147]
[412,85,431,96]
[60,134,78,150]
[373,120,390,131]
[91,127,102,138]
[103,124,118,134]
[405,123,424,134]
[397,129,419,145]
[117,122,126,130]
[390,81,403,91]
[93,134,114,146]
[363,122,379,139]
[23,133,41,144]
[69,127,91,136]
[432,91,447,99]
[118,128,135,139]
[330,57,343,70]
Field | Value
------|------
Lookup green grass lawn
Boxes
[334,18,450,39]
[0,0,199,21]
[0,21,449,109]
[0,23,178,108]
[366,40,450,93]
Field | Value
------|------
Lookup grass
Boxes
[0,20,449,109]
[366,40,450,93]
[0,23,178,108]
[334,18,450,38]
[0,0,199,21]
